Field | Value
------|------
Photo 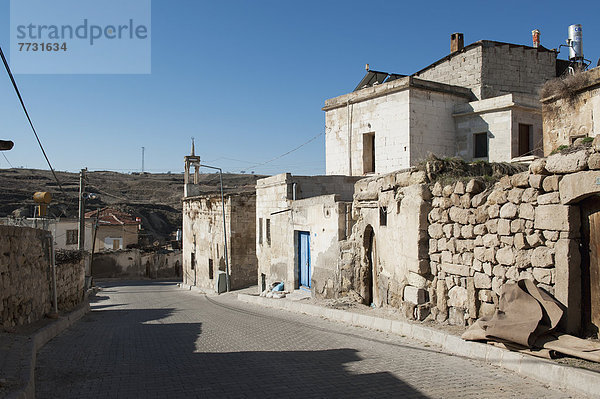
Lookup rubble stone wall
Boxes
[182,193,255,292]
[0,226,51,329]
[426,171,576,327]
[340,144,600,334]
[92,249,182,280]
[56,258,86,312]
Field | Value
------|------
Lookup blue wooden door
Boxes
[299,231,311,288]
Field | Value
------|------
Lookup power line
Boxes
[0,45,65,193]
[2,153,13,168]
[246,131,324,170]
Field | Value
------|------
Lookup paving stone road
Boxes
[36,281,579,398]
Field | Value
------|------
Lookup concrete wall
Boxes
[92,249,182,279]
[542,67,600,155]
[182,194,256,291]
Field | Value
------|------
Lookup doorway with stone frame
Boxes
[580,195,600,337]
[362,225,379,306]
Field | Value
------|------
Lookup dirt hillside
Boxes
[0,168,262,243]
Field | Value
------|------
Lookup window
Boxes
[112,239,120,250]
[190,252,195,270]
[379,206,387,226]
[66,229,78,245]
[266,219,271,246]
[258,218,263,245]
[474,133,488,158]
[518,124,533,157]
[208,259,214,279]
[363,133,375,174]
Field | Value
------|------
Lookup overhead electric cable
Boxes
[0,45,65,193]
[247,131,324,170]
[2,153,13,168]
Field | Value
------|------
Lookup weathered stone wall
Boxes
[542,67,600,155]
[56,256,86,312]
[0,226,51,329]
[335,169,431,310]
[334,146,600,334]
[92,249,182,279]
[182,193,255,291]
[256,174,359,293]
[229,195,257,289]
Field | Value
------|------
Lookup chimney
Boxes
[532,29,540,48]
[451,33,464,53]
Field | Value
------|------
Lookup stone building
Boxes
[256,173,359,294]
[182,193,256,292]
[324,35,568,176]
[181,145,257,292]
[542,66,600,155]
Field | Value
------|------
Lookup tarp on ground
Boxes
[462,279,600,363]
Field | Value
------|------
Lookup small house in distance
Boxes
[85,207,141,252]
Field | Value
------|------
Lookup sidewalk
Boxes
[0,298,91,399]
[238,292,600,399]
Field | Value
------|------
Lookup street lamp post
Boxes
[199,163,230,292]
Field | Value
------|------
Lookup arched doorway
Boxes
[363,225,379,306]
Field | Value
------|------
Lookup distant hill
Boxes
[0,168,263,243]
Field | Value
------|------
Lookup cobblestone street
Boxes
[35,281,577,398]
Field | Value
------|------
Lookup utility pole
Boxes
[78,168,87,250]
[141,147,145,173]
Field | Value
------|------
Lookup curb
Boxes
[6,300,91,399]
[237,293,600,398]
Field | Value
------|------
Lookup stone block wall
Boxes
[415,41,556,101]
[415,45,484,99]
[55,255,86,312]
[0,226,51,329]
[426,172,570,326]
[480,43,556,100]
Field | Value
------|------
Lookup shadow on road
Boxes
[37,287,428,398]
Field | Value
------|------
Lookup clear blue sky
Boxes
[1,0,599,175]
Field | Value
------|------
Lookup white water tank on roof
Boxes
[568,24,583,61]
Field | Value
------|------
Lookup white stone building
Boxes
[256,173,359,293]
[324,36,567,176]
